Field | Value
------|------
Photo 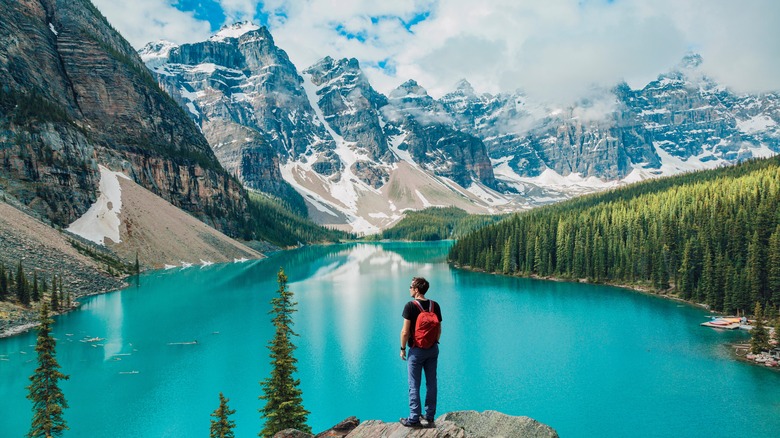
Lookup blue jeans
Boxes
[407,344,439,421]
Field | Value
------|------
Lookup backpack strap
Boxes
[412,300,434,313]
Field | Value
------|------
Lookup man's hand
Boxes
[400,348,407,361]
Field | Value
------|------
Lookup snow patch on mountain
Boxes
[210,22,260,42]
[388,132,412,164]
[67,166,131,245]
[138,40,178,69]
[299,73,375,209]
[737,115,777,134]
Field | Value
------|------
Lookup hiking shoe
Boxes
[399,418,423,428]
[424,417,436,428]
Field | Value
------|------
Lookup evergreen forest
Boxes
[377,206,503,241]
[0,261,70,311]
[449,156,780,315]
[246,191,353,247]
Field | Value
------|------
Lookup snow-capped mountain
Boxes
[140,24,780,233]
[141,23,518,233]
[445,54,780,186]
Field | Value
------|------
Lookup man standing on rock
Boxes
[400,276,442,428]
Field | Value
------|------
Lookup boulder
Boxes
[314,416,361,437]
[273,429,313,438]
[438,410,559,438]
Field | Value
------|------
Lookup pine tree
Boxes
[750,302,771,354]
[746,231,764,305]
[50,275,59,312]
[17,260,30,305]
[27,302,69,437]
[768,226,780,307]
[135,252,140,275]
[32,270,40,302]
[0,263,7,300]
[210,392,236,438]
[259,268,311,437]
[774,312,780,344]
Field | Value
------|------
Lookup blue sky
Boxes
[92,0,780,102]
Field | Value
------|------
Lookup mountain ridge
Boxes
[140,22,779,234]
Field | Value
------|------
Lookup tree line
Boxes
[449,156,780,316]
[376,206,503,241]
[0,262,70,311]
[246,191,353,247]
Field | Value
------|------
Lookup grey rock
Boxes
[273,429,314,438]
[345,419,466,438]
[438,410,559,438]
[351,160,388,189]
[314,416,360,437]
[336,411,557,438]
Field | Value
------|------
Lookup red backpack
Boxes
[412,300,440,348]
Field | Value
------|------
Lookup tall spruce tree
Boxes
[774,312,780,344]
[750,302,771,354]
[210,392,236,438]
[27,302,69,437]
[0,263,7,300]
[17,260,30,305]
[50,276,59,312]
[32,270,39,302]
[259,268,310,437]
[768,226,780,306]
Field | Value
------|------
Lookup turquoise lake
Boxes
[1,241,779,437]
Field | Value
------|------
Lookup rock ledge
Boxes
[274,410,558,438]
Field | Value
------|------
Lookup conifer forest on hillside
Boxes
[449,157,780,315]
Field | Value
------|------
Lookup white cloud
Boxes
[217,0,262,23]
[669,0,780,95]
[94,0,780,104]
[91,0,212,47]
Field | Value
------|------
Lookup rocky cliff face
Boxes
[0,0,249,235]
[141,23,326,211]
[302,56,393,188]
[383,80,497,189]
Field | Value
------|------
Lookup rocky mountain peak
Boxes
[304,56,365,88]
[138,40,178,68]
[680,52,704,69]
[390,79,430,99]
[454,78,476,96]
[209,21,262,42]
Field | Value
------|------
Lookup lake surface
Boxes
[1,241,779,437]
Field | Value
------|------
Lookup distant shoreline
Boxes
[453,262,717,315]
[0,277,128,339]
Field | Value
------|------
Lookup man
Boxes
[399,277,442,428]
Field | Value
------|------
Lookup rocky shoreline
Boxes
[0,276,128,339]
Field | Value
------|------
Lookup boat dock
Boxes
[700,317,745,330]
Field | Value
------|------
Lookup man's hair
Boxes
[412,277,429,295]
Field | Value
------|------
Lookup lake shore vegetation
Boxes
[449,156,780,318]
